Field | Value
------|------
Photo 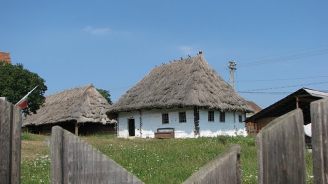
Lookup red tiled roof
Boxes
[0,52,11,63]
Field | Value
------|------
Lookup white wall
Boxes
[118,109,247,138]
[199,110,247,137]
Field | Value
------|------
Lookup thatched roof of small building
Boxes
[109,54,251,113]
[23,84,114,126]
[246,100,262,114]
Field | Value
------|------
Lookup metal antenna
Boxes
[228,61,237,90]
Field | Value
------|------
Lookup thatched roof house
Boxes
[110,54,249,113]
[110,53,251,138]
[23,84,115,135]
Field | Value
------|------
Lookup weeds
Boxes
[21,133,314,184]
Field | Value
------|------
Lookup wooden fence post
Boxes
[311,99,328,184]
[51,126,144,184]
[0,99,22,184]
[257,109,306,184]
[183,145,241,184]
[51,126,64,184]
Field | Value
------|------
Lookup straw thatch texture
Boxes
[23,85,113,126]
[110,54,250,113]
[246,100,262,113]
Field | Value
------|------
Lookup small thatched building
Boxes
[108,53,251,138]
[23,84,115,135]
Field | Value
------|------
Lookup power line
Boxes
[238,47,328,68]
[240,81,328,92]
[238,91,290,94]
[238,75,328,82]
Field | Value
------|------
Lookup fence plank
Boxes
[257,109,306,184]
[51,126,64,184]
[0,99,22,184]
[311,99,328,184]
[11,104,22,184]
[51,126,144,184]
[0,99,12,183]
[183,145,241,184]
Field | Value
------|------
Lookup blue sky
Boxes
[1,0,328,108]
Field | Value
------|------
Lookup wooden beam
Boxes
[75,122,79,136]
[139,110,143,137]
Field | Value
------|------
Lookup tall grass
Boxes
[21,133,314,184]
[85,136,258,184]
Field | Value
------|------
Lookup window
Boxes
[239,115,243,122]
[220,111,225,122]
[162,113,169,124]
[208,111,214,122]
[179,112,186,123]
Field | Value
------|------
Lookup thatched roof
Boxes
[110,54,251,113]
[246,100,262,113]
[23,84,114,126]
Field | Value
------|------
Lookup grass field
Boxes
[21,132,313,184]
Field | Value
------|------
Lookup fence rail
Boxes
[0,99,22,184]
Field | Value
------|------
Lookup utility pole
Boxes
[228,61,237,90]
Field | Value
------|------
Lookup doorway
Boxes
[128,119,135,136]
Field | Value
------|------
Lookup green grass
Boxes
[21,154,50,184]
[21,132,314,184]
[84,135,257,184]
[21,133,50,184]
[22,131,48,141]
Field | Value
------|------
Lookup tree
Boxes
[97,88,112,105]
[0,62,47,114]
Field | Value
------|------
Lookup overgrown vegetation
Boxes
[21,133,313,184]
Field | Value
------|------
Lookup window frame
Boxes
[220,111,225,122]
[208,110,215,122]
[179,112,187,123]
[162,113,169,124]
[238,114,243,123]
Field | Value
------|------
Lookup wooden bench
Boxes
[154,128,175,139]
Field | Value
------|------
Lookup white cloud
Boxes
[178,45,196,55]
[83,26,112,35]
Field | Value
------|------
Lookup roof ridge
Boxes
[46,84,93,97]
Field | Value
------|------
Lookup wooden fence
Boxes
[257,109,306,184]
[311,99,328,184]
[0,99,22,184]
[183,145,241,184]
[51,126,144,184]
